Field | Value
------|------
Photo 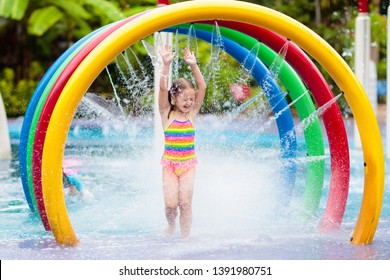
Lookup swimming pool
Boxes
[1,115,390,260]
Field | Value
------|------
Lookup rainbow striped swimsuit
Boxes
[161,119,198,175]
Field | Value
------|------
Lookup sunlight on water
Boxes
[2,114,390,260]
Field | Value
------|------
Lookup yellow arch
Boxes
[42,0,384,245]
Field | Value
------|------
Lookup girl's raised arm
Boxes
[159,45,176,118]
[183,48,206,115]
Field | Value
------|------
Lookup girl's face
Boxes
[173,89,195,114]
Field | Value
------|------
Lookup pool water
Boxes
[1,115,390,260]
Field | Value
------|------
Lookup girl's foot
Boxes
[164,224,176,236]
[181,229,190,239]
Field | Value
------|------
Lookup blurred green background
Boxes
[0,0,388,117]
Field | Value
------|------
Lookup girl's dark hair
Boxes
[168,78,195,112]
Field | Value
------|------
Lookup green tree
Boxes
[0,0,388,116]
[0,0,127,80]
[0,0,155,116]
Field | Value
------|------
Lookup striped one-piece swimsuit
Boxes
[161,119,198,176]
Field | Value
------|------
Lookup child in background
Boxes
[158,46,206,238]
[63,168,95,203]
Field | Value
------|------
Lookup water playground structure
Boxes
[17,0,384,247]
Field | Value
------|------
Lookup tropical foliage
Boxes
[0,0,388,117]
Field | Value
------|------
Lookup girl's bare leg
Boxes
[178,167,195,238]
[162,167,179,235]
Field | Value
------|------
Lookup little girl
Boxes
[159,45,206,238]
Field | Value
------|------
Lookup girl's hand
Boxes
[159,45,176,66]
[183,48,197,66]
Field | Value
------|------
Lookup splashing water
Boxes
[105,67,124,114]
[117,53,141,95]
[79,93,125,120]
[203,23,224,90]
[173,29,180,81]
[142,39,158,66]
[294,93,343,135]
[119,52,151,104]
[237,42,261,85]
[269,91,290,111]
[268,40,290,80]
[269,91,308,124]
[186,24,199,56]
[2,111,390,260]
[128,48,149,84]
[229,91,265,118]
[2,31,390,261]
